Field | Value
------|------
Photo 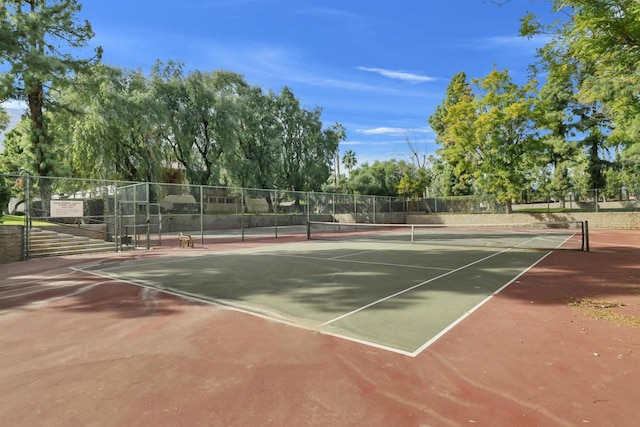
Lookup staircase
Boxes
[29,228,116,258]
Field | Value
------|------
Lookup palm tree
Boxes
[342,150,357,176]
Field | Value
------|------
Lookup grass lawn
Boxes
[0,215,55,226]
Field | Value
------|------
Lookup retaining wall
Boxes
[158,214,334,234]
[0,226,24,264]
[406,212,640,229]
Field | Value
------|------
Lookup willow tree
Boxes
[274,87,341,199]
[151,63,245,186]
[53,64,164,182]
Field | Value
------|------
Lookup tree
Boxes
[231,86,277,188]
[531,54,584,204]
[0,178,10,214]
[227,86,282,212]
[428,72,477,195]
[344,160,406,196]
[52,64,164,182]
[342,149,357,176]
[0,0,101,179]
[0,112,71,177]
[432,70,540,212]
[521,0,640,192]
[274,87,339,199]
[152,63,245,186]
[396,164,431,198]
[0,106,8,132]
[472,70,540,211]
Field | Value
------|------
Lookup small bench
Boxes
[178,232,194,248]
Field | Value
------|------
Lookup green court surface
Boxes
[77,235,558,356]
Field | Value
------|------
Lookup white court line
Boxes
[320,232,566,328]
[265,252,453,272]
[321,246,515,327]
[409,250,555,357]
[75,264,420,357]
[328,242,412,260]
[70,233,577,358]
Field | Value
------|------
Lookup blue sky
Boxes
[2,0,554,165]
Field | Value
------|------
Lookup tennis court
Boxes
[1,226,639,426]
[76,221,585,355]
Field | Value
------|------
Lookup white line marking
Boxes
[321,246,515,326]
[266,252,453,272]
[75,265,420,356]
[409,250,555,357]
[69,233,577,357]
[328,242,411,260]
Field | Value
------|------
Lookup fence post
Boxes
[24,174,31,260]
[200,185,204,244]
[114,183,119,252]
[354,193,357,222]
[273,190,278,238]
[373,196,377,224]
[333,193,335,220]
[241,188,245,241]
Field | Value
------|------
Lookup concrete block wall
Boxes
[0,226,24,263]
[159,214,334,234]
[334,212,406,224]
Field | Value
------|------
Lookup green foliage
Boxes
[522,0,640,196]
[34,57,340,195]
[0,107,8,132]
[342,150,357,175]
[429,69,540,209]
[0,0,101,178]
[0,178,11,214]
[273,87,340,193]
[343,160,410,196]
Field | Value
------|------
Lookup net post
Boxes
[411,225,415,242]
[583,220,590,252]
[306,221,311,240]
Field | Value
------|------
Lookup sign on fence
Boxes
[50,200,84,218]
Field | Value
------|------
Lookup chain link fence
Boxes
[1,174,637,258]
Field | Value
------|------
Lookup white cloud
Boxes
[357,127,409,136]
[356,127,430,136]
[357,67,437,83]
[342,140,364,146]
[474,34,551,50]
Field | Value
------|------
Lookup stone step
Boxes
[30,236,89,247]
[29,243,116,258]
[28,228,116,258]
[29,231,75,241]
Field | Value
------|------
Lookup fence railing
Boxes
[2,174,638,252]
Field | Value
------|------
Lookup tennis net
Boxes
[307,220,589,251]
